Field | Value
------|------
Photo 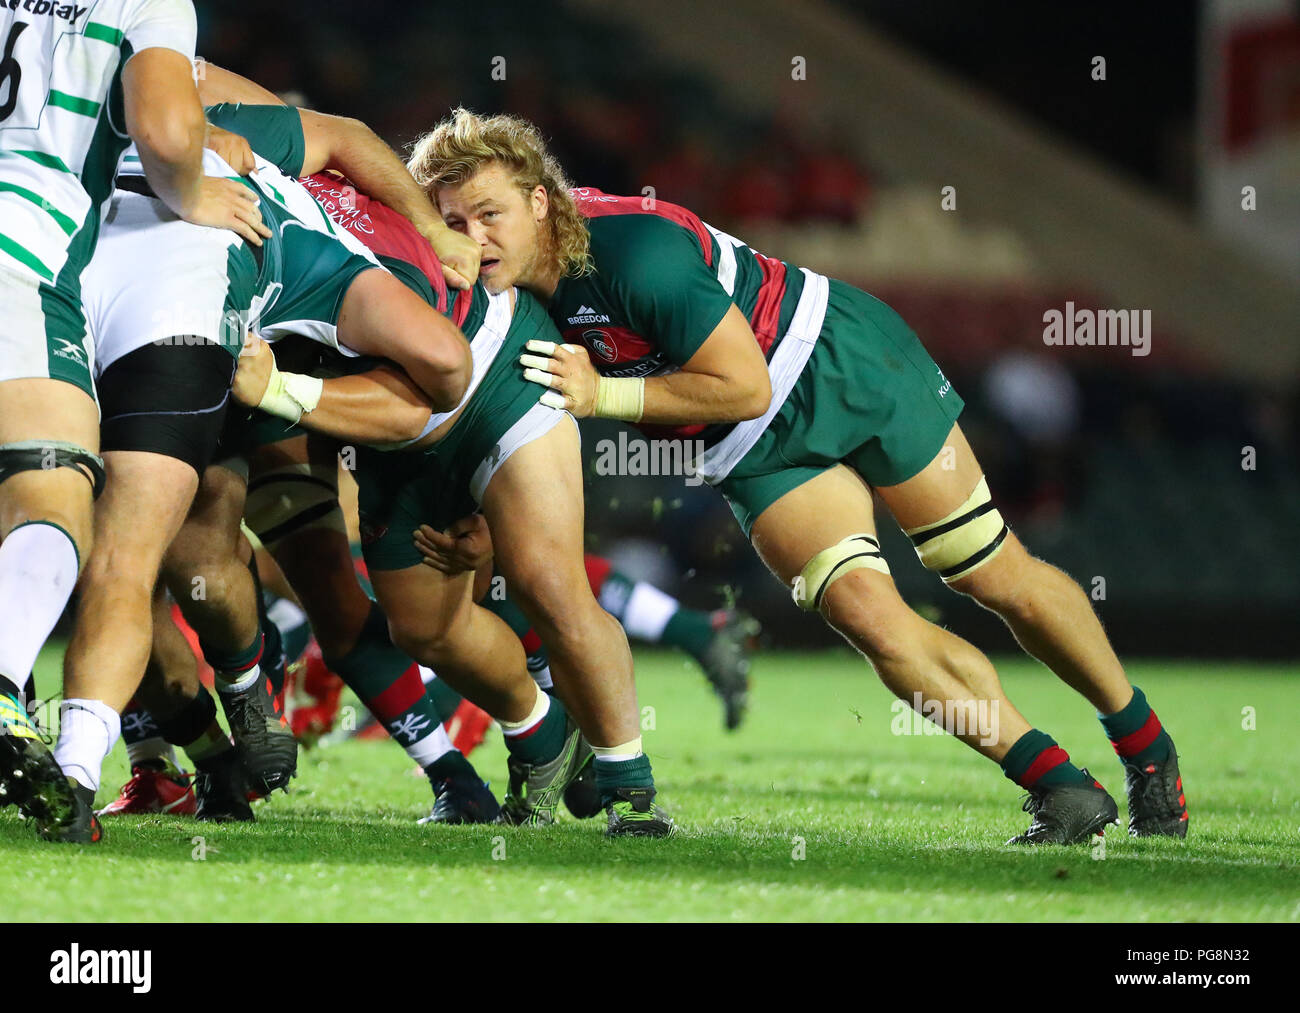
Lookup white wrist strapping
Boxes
[592,376,645,422]
[257,363,323,424]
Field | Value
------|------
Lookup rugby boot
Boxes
[193,749,254,822]
[1007,769,1119,845]
[497,718,591,826]
[1,695,88,840]
[1124,749,1188,838]
[698,609,760,731]
[604,787,677,838]
[218,676,297,795]
[99,760,197,817]
[419,775,501,825]
[562,755,602,819]
[38,778,103,845]
[285,639,345,742]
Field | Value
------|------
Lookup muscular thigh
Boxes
[479,413,588,602]
[872,423,985,530]
[90,451,199,569]
[369,563,474,646]
[749,464,881,586]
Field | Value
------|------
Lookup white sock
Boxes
[266,597,307,635]
[499,686,549,737]
[0,523,79,685]
[126,736,177,769]
[621,582,679,642]
[53,699,122,792]
[408,723,454,768]
[216,666,261,694]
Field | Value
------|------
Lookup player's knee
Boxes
[387,610,461,668]
[949,534,1047,619]
[508,564,592,636]
[818,569,915,665]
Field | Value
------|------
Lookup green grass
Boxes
[4,647,1297,921]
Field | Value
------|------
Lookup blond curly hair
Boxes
[407,108,592,278]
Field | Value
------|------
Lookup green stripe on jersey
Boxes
[0,181,78,235]
[9,150,74,173]
[84,22,125,45]
[48,91,102,118]
[0,231,54,280]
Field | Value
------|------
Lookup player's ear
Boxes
[531,184,549,223]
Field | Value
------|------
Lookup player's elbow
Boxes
[132,107,205,171]
[390,405,434,444]
[732,369,772,421]
[415,339,472,413]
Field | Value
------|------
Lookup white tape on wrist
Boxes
[593,376,644,422]
[257,364,323,424]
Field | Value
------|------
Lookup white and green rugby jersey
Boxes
[0,0,195,286]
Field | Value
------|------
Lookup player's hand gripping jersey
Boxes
[551,188,965,534]
[0,0,195,392]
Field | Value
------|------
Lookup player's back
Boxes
[0,0,196,286]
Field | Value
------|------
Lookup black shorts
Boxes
[97,342,237,475]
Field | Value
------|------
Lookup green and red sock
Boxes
[501,692,568,766]
[1000,729,1094,790]
[1099,686,1173,768]
[330,604,449,768]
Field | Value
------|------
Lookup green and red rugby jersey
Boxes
[553,188,830,481]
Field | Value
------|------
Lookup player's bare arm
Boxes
[232,336,434,446]
[521,302,771,423]
[122,49,268,245]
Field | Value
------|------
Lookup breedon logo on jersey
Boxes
[583,329,618,362]
[567,305,611,326]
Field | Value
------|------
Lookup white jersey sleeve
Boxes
[121,0,196,62]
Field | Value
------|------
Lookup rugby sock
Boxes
[262,616,286,697]
[499,686,567,766]
[247,556,287,697]
[154,687,231,764]
[331,604,446,767]
[591,560,714,656]
[1000,729,1092,790]
[0,522,79,689]
[661,608,716,659]
[204,632,265,694]
[419,668,467,724]
[119,703,176,768]
[478,593,556,690]
[530,662,554,691]
[424,747,480,785]
[266,595,311,666]
[1099,686,1173,768]
[53,699,121,792]
[592,740,655,804]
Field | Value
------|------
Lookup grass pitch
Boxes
[4,647,1296,922]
